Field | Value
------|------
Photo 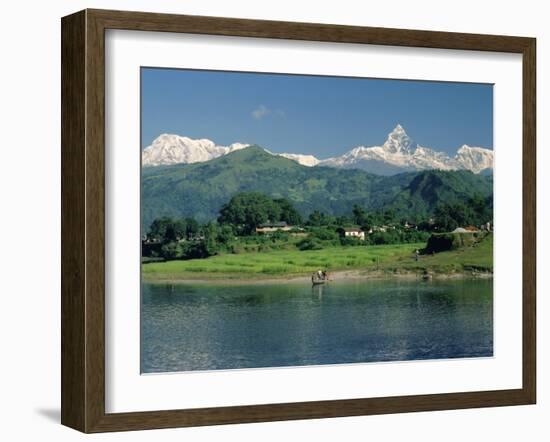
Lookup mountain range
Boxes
[141,125,493,175]
[142,134,249,167]
[141,145,493,231]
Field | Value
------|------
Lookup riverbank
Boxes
[142,235,493,283]
[144,268,492,285]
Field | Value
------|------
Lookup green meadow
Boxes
[142,234,492,281]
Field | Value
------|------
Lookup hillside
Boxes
[141,145,492,231]
[386,169,493,220]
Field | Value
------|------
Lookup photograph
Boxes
[1,0,542,437]
[140,68,494,374]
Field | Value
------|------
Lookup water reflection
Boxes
[311,284,326,300]
[141,278,493,373]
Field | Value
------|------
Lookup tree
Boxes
[468,194,492,225]
[434,204,457,231]
[160,241,183,260]
[148,217,186,242]
[352,205,367,226]
[165,219,187,242]
[383,209,396,224]
[273,198,303,225]
[147,217,172,241]
[218,192,282,234]
[334,215,350,227]
[185,217,200,239]
[307,210,333,227]
[217,224,235,245]
[203,222,220,256]
[434,202,472,231]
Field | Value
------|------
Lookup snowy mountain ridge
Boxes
[141,125,493,174]
[141,134,248,167]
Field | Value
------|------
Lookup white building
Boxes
[343,227,365,240]
[255,221,293,234]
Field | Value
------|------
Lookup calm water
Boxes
[141,278,493,373]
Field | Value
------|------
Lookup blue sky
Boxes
[141,68,493,158]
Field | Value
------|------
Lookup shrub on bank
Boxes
[296,237,324,251]
[425,232,483,253]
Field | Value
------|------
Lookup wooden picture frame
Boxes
[61,8,536,433]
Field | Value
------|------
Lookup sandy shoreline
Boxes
[143,268,493,285]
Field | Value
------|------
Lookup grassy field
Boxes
[379,232,493,274]
[142,234,493,281]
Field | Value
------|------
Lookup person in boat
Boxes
[317,270,324,280]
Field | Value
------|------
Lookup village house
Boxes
[255,221,293,234]
[452,226,480,234]
[342,227,366,240]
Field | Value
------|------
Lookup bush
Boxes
[271,230,290,241]
[160,240,220,261]
[425,232,481,253]
[296,237,324,251]
[339,236,364,246]
[308,227,339,241]
[365,230,400,245]
[181,241,214,259]
[366,229,430,245]
[230,244,245,254]
[424,234,453,253]
[160,242,183,260]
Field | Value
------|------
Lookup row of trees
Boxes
[144,218,235,261]
[218,193,302,234]
[433,195,492,232]
[143,193,304,260]
[295,225,431,251]
[143,192,492,261]
[147,217,200,242]
[307,195,491,234]
[306,207,403,230]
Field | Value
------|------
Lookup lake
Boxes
[141,278,493,373]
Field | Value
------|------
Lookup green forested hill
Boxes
[385,169,493,221]
[141,146,492,230]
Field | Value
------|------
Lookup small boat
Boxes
[421,270,432,281]
[311,271,330,285]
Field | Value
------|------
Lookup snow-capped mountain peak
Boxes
[317,125,492,175]
[142,134,322,168]
[382,124,417,154]
[142,134,249,166]
[279,153,320,167]
[453,144,494,174]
